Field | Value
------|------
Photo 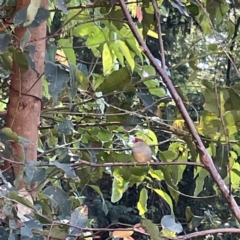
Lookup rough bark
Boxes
[3,0,47,190]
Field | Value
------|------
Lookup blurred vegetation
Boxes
[0,0,240,239]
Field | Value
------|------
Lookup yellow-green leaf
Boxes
[137,188,148,216]
[153,189,173,215]
[111,175,129,203]
[102,43,114,75]
[118,40,135,71]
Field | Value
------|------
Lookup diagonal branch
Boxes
[152,0,166,70]
[118,0,240,221]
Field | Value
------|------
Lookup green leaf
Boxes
[148,169,164,181]
[13,49,28,71]
[141,219,161,240]
[160,150,178,161]
[144,79,166,97]
[58,38,76,65]
[153,189,174,215]
[8,191,34,209]
[1,127,19,142]
[74,22,95,37]
[194,168,209,196]
[97,67,131,94]
[111,175,129,203]
[76,69,90,90]
[137,188,148,216]
[118,40,135,71]
[102,42,114,75]
[97,129,112,142]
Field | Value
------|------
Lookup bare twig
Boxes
[152,0,166,70]
[71,159,204,168]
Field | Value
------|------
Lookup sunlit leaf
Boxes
[137,188,148,216]
[153,189,173,215]
[111,175,129,203]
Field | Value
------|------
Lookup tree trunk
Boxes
[3,0,47,191]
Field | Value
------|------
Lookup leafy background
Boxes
[0,0,240,239]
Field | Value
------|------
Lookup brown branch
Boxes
[152,0,166,70]
[118,0,240,221]
[170,228,240,239]
[71,160,204,168]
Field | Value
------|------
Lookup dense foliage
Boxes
[0,0,240,239]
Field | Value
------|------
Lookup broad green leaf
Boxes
[74,22,95,37]
[207,44,218,51]
[13,49,28,71]
[118,40,135,71]
[8,191,34,209]
[126,37,143,60]
[196,14,212,35]
[231,162,240,190]
[200,111,221,136]
[86,27,106,46]
[188,71,198,82]
[137,188,148,216]
[215,2,229,23]
[194,168,209,196]
[141,219,161,240]
[153,189,173,215]
[160,150,178,162]
[76,69,90,90]
[97,67,131,93]
[58,39,76,65]
[111,175,129,203]
[149,169,164,181]
[97,129,112,142]
[1,127,19,142]
[92,74,105,90]
[102,43,114,75]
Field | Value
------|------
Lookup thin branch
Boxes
[152,0,166,70]
[118,0,240,221]
[70,159,204,168]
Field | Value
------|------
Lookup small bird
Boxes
[132,137,153,163]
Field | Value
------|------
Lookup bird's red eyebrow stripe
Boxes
[133,138,143,142]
